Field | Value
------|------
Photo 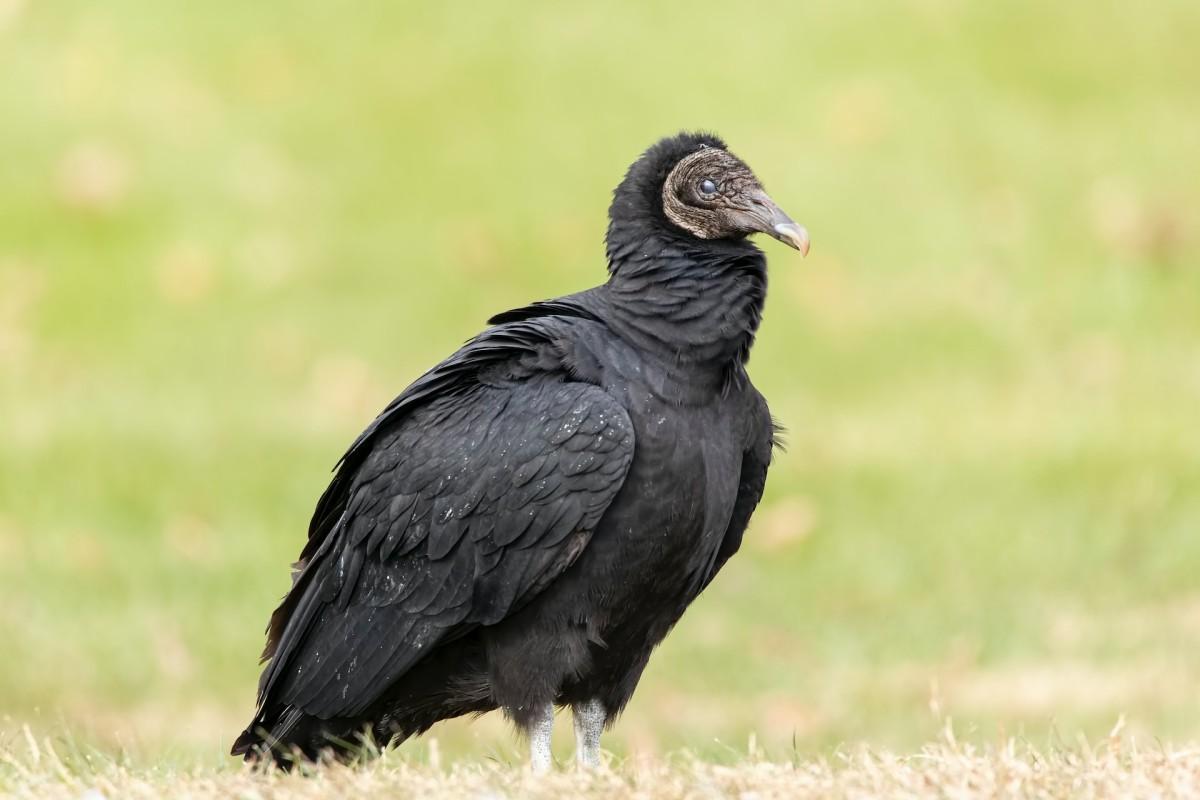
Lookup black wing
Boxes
[248,319,634,731]
[698,391,776,592]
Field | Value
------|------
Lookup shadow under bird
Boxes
[232,131,809,770]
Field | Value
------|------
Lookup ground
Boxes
[5,724,1199,799]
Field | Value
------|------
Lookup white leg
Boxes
[528,703,555,773]
[573,698,605,768]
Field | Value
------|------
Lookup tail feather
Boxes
[231,708,369,768]
[232,636,495,767]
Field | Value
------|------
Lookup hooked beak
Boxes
[772,220,811,256]
[745,189,810,256]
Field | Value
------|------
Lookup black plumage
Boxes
[232,131,808,767]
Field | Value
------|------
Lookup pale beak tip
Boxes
[773,222,811,257]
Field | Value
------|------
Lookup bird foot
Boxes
[573,698,605,769]
[528,702,554,774]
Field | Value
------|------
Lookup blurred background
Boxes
[2,0,1199,767]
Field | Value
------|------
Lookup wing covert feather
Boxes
[261,374,633,720]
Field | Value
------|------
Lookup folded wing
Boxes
[247,321,634,736]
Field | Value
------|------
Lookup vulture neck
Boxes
[602,218,767,384]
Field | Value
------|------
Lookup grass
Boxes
[2,0,1200,775]
[5,723,1200,799]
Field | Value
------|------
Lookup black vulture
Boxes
[232,131,809,770]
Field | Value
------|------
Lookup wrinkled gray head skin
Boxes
[661,146,810,254]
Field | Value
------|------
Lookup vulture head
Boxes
[607,132,810,262]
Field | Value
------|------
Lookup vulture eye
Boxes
[699,179,717,196]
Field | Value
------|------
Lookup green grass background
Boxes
[2,0,1199,767]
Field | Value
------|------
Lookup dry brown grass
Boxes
[4,722,1200,800]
